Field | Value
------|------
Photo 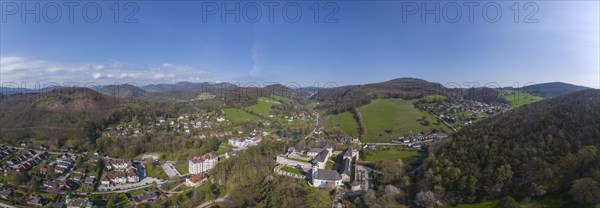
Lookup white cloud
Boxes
[0,56,212,85]
[250,41,263,77]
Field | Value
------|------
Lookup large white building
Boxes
[311,165,342,188]
[188,152,218,174]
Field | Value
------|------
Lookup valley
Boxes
[0,79,597,208]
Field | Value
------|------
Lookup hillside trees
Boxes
[419,90,600,204]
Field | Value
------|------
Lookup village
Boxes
[0,103,449,208]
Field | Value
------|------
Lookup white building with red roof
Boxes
[188,152,218,174]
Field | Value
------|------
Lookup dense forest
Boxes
[418,90,600,205]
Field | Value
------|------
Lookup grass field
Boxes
[325,111,360,137]
[173,162,189,175]
[360,99,449,143]
[500,90,543,109]
[247,97,279,115]
[215,145,232,155]
[421,94,447,102]
[145,162,168,180]
[224,108,261,123]
[280,166,303,175]
[364,149,426,165]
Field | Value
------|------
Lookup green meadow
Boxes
[224,108,261,123]
[500,90,544,109]
[359,99,448,143]
[325,111,360,137]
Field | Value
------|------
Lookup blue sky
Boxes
[1,1,599,88]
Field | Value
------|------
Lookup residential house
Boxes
[185,173,207,187]
[132,192,159,205]
[84,176,95,185]
[65,195,93,208]
[43,181,59,189]
[27,195,47,206]
[0,189,13,200]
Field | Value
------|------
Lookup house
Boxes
[74,167,86,175]
[84,176,95,185]
[100,175,110,186]
[60,179,79,190]
[65,195,93,208]
[105,159,133,170]
[127,168,140,183]
[251,135,262,143]
[132,192,159,205]
[188,152,218,174]
[0,189,13,200]
[185,173,208,187]
[27,195,47,206]
[54,166,67,174]
[43,181,59,189]
[228,138,245,147]
[225,150,239,159]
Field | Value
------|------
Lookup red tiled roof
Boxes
[189,173,207,183]
[190,152,217,163]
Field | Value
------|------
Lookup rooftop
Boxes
[313,169,342,181]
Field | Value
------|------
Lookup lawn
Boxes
[145,162,168,180]
[286,156,311,163]
[360,99,449,143]
[215,145,231,155]
[325,111,360,137]
[364,149,426,165]
[271,95,291,103]
[280,166,303,175]
[325,160,334,169]
[224,108,261,123]
[500,90,543,109]
[173,162,189,175]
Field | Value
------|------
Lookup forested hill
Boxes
[99,84,147,98]
[518,82,592,98]
[421,89,600,205]
[312,78,508,114]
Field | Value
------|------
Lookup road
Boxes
[428,112,457,132]
[0,202,16,208]
[304,112,320,140]
[196,194,229,208]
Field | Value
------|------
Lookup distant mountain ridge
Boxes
[516,82,592,98]
[99,84,147,98]
[142,81,237,92]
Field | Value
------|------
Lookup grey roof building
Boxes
[313,169,342,181]
[311,149,329,164]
